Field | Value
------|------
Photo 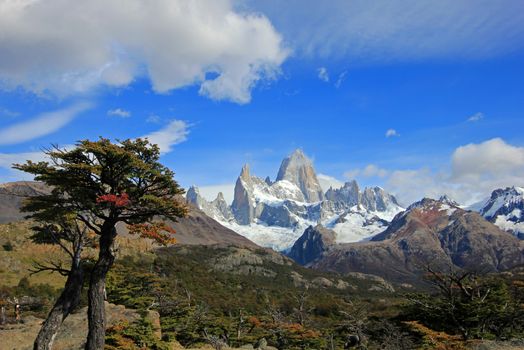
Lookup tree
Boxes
[29,220,92,350]
[405,265,524,340]
[15,138,187,350]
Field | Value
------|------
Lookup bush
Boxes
[105,318,170,350]
[402,269,524,340]
[2,241,13,251]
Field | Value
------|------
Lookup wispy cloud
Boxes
[0,107,19,118]
[0,102,92,145]
[334,71,348,88]
[248,1,524,62]
[467,112,484,122]
[385,129,399,138]
[146,115,161,124]
[0,145,74,183]
[107,108,131,118]
[317,67,329,82]
[317,173,344,191]
[0,150,48,169]
[142,120,189,154]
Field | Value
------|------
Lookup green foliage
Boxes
[105,317,170,350]
[13,138,187,237]
[0,276,59,318]
[2,241,13,251]
[17,276,30,290]
[105,246,409,349]
[402,269,524,341]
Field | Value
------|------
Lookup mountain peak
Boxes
[275,149,324,202]
[289,148,306,159]
[186,185,200,200]
[439,194,459,207]
[240,164,250,180]
[478,186,524,238]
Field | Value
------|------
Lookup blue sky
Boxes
[1,0,524,205]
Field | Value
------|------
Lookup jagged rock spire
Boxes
[276,149,324,202]
[240,164,250,180]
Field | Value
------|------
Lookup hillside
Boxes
[0,182,50,224]
[0,219,405,349]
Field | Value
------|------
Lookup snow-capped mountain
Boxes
[296,196,524,284]
[477,186,524,239]
[187,149,404,250]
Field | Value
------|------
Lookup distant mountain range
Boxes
[188,149,403,250]
[290,196,524,284]
[1,153,523,286]
[0,181,256,248]
[188,150,524,252]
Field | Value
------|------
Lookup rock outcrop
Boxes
[287,225,335,265]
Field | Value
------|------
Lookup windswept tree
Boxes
[15,138,187,350]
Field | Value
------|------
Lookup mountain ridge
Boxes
[0,180,257,248]
[188,149,403,250]
[290,196,524,284]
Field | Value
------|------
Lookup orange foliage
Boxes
[128,222,176,245]
[405,321,469,350]
[247,316,262,327]
[96,193,131,207]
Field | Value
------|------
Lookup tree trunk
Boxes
[33,261,84,350]
[85,227,116,350]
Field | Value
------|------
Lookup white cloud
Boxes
[246,1,524,61]
[198,183,236,204]
[384,138,524,206]
[386,168,456,207]
[317,173,344,191]
[317,67,329,82]
[0,150,48,170]
[142,120,189,154]
[451,138,524,184]
[344,164,389,180]
[0,0,288,104]
[467,112,484,122]
[107,108,130,118]
[0,102,92,145]
[0,148,62,183]
[385,129,399,138]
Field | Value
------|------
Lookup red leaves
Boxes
[96,193,130,207]
[128,222,176,245]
